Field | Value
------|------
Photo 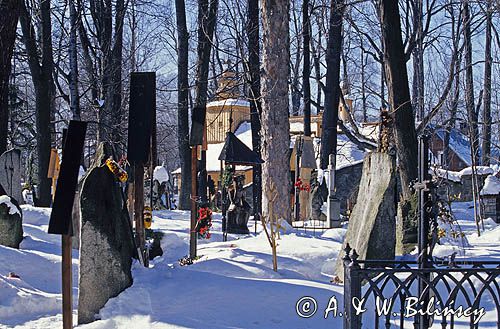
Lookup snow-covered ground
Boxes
[0,202,498,328]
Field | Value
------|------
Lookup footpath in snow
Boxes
[0,202,499,328]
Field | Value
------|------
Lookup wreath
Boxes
[195,206,213,239]
[294,177,311,192]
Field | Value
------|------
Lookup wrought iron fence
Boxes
[343,245,500,329]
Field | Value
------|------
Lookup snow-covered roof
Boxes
[335,134,366,170]
[434,128,500,167]
[206,98,250,108]
[481,175,500,195]
[172,122,254,175]
[431,166,494,183]
[431,168,462,182]
[174,121,367,176]
[434,129,473,166]
[290,133,365,171]
[459,166,494,176]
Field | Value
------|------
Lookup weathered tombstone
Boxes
[152,166,169,209]
[335,152,396,280]
[0,193,23,248]
[0,149,23,205]
[309,176,327,221]
[78,143,134,324]
[226,175,251,234]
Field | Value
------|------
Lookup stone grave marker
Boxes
[0,149,23,204]
[335,152,397,280]
[0,194,23,248]
[78,143,134,324]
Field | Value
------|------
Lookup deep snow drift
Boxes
[0,202,498,328]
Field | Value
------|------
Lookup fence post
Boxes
[344,244,362,329]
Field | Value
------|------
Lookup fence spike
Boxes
[343,243,352,264]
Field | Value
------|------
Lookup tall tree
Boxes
[83,0,127,148]
[175,0,192,210]
[193,0,218,202]
[302,0,311,136]
[379,0,418,200]
[19,0,56,206]
[320,0,344,169]
[194,0,218,111]
[110,0,126,152]
[411,0,425,121]
[0,0,20,154]
[261,0,291,223]
[68,0,80,120]
[481,0,493,165]
[463,0,479,166]
[247,0,262,220]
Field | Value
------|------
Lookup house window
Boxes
[437,151,445,166]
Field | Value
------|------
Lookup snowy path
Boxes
[0,202,498,328]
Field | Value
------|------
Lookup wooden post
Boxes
[190,147,198,258]
[47,121,87,329]
[134,164,147,266]
[62,234,72,329]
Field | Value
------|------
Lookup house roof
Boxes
[434,127,500,166]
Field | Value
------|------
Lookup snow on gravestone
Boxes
[78,143,134,324]
[0,195,23,248]
[334,152,397,281]
[0,149,23,205]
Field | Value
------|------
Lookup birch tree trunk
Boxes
[261,0,291,223]
[0,0,20,154]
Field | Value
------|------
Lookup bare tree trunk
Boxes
[463,0,479,166]
[411,0,424,121]
[380,48,385,107]
[481,0,492,165]
[379,0,418,200]
[110,0,126,154]
[68,0,80,121]
[444,6,461,169]
[92,0,113,142]
[247,0,262,220]
[175,0,192,210]
[311,13,322,113]
[302,0,311,136]
[0,0,20,154]
[193,0,218,202]
[320,0,344,170]
[194,0,218,110]
[19,0,55,206]
[360,46,368,122]
[261,0,291,223]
